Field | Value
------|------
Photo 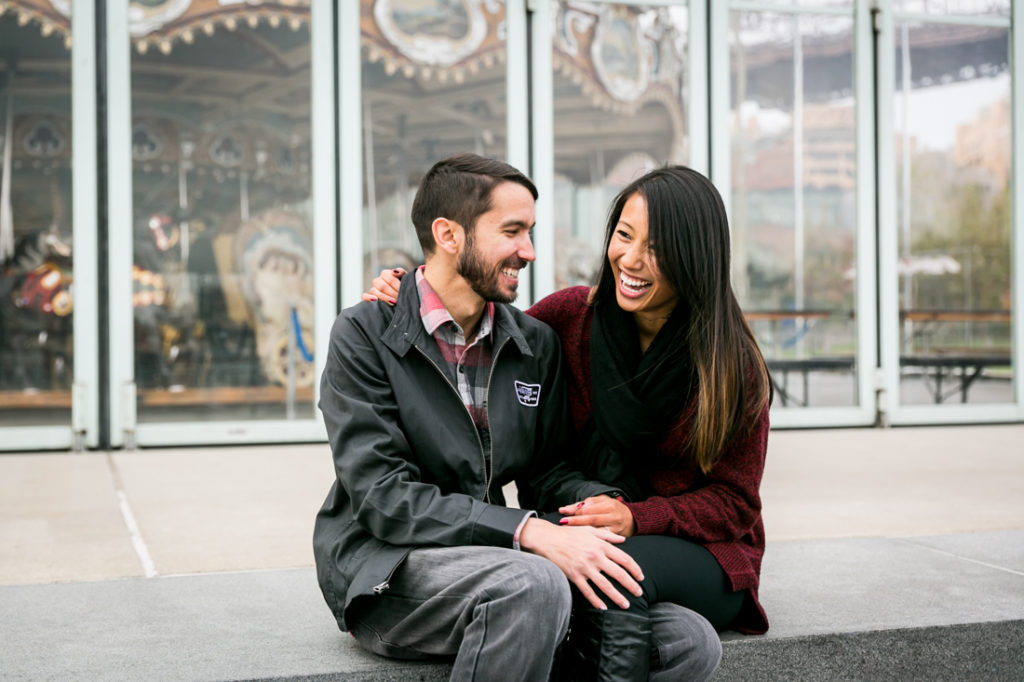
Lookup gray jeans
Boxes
[348,546,572,681]
[347,545,721,681]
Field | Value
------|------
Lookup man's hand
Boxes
[518,518,643,610]
[361,267,406,304]
[558,495,637,537]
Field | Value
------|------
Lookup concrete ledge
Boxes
[2,531,1022,681]
[717,620,1024,681]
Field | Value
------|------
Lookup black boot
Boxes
[561,608,651,682]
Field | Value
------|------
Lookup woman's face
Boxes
[607,192,678,319]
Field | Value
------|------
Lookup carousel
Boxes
[0,0,690,415]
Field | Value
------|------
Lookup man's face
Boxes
[456,181,536,303]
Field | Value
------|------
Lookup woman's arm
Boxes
[625,404,769,543]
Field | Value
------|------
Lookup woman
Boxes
[367,166,771,680]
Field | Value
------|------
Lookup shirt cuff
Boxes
[512,511,537,550]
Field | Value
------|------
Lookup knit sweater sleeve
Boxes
[624,403,769,542]
[526,286,590,329]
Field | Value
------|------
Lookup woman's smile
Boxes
[608,193,678,319]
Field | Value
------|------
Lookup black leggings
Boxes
[540,514,746,630]
[612,535,746,631]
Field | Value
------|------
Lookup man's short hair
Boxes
[411,153,538,257]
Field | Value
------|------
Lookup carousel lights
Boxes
[248,14,259,29]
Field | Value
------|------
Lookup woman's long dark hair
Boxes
[590,166,771,473]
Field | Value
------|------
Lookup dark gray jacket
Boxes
[313,279,611,630]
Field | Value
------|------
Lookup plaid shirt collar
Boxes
[415,266,494,343]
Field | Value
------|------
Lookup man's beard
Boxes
[457,233,526,304]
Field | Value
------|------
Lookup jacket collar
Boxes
[380,271,533,359]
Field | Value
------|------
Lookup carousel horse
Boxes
[236,209,315,388]
[0,225,73,390]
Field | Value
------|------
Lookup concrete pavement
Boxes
[2,424,1022,585]
[1,424,1023,680]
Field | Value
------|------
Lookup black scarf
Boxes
[582,297,694,500]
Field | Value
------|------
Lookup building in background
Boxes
[0,0,1019,449]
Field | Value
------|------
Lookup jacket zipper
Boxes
[410,336,511,504]
[482,337,511,503]
[372,548,413,595]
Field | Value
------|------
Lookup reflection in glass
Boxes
[552,2,690,289]
[730,9,858,407]
[894,22,1012,405]
[0,9,74,427]
[129,3,315,422]
[361,0,508,289]
[894,0,1009,17]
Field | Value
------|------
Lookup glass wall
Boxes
[0,0,1020,448]
[359,0,509,289]
[550,2,692,289]
[126,2,316,423]
[0,7,74,428]
[727,3,860,408]
[892,4,1013,406]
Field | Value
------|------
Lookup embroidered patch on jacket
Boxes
[514,380,541,407]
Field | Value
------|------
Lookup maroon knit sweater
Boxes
[528,286,769,634]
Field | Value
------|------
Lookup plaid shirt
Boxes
[416,267,493,437]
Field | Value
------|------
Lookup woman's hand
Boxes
[361,267,406,304]
[558,495,637,537]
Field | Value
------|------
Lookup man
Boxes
[313,153,719,680]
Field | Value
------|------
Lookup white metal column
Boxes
[689,0,710,176]
[310,0,336,428]
[1014,0,1024,412]
[528,0,555,304]
[72,0,100,450]
[338,0,363,310]
[106,0,134,448]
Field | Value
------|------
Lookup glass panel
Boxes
[894,21,1012,405]
[893,0,1010,18]
[361,0,508,288]
[730,10,858,407]
[0,8,74,427]
[129,3,315,422]
[551,2,690,289]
